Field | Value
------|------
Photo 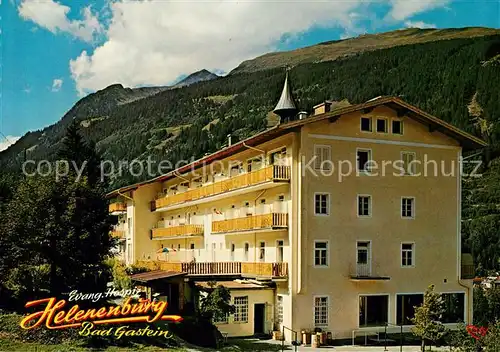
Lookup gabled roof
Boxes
[108,96,486,197]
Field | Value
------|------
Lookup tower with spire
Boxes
[273,70,298,123]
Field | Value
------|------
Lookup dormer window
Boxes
[392,120,403,135]
[361,117,372,132]
[376,118,388,133]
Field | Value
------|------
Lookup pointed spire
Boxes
[273,70,298,122]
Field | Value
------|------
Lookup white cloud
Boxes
[66,0,451,95]
[51,78,63,92]
[404,20,437,29]
[0,136,20,152]
[388,0,450,21]
[18,0,102,42]
[69,0,370,95]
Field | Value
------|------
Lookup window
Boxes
[314,193,329,215]
[401,243,415,267]
[314,296,329,327]
[230,243,235,261]
[270,147,287,165]
[277,240,284,263]
[401,152,416,175]
[244,243,250,262]
[314,145,332,170]
[376,118,388,133]
[177,244,181,251]
[441,293,465,323]
[314,241,328,267]
[401,197,415,218]
[278,195,285,202]
[392,120,403,135]
[213,313,229,324]
[396,294,423,325]
[356,149,372,173]
[190,243,195,250]
[356,241,371,276]
[358,195,371,217]
[260,199,266,204]
[359,295,388,327]
[276,296,284,325]
[234,296,249,323]
[259,242,265,261]
[361,117,372,132]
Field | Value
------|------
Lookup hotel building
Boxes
[108,76,484,341]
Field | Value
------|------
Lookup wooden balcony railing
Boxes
[109,202,127,213]
[154,165,290,210]
[212,213,288,233]
[111,230,125,238]
[136,260,288,278]
[242,262,288,278]
[461,264,475,279]
[152,224,203,239]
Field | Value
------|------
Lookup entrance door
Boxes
[254,304,266,334]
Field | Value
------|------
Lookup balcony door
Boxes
[276,240,284,262]
[356,241,371,277]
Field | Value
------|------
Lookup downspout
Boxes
[243,141,266,165]
[118,190,134,204]
[456,148,471,324]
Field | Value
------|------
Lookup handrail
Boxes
[384,322,403,352]
[281,325,298,352]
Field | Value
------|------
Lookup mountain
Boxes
[1,28,499,184]
[173,69,219,88]
[1,27,500,271]
[231,27,500,74]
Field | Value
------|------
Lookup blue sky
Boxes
[1,0,499,150]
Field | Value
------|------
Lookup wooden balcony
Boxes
[136,260,288,279]
[109,202,127,213]
[111,230,125,239]
[153,165,290,211]
[242,262,288,278]
[461,264,475,279]
[151,224,203,239]
[212,213,288,234]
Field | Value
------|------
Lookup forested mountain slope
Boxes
[231,27,500,74]
[1,29,500,271]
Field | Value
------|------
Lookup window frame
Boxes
[401,151,417,176]
[313,295,329,328]
[313,240,329,268]
[401,242,415,268]
[376,118,388,133]
[357,194,372,218]
[356,148,373,173]
[401,197,415,219]
[360,116,372,132]
[276,295,284,326]
[395,293,424,326]
[392,119,404,135]
[358,294,390,328]
[276,240,284,263]
[314,192,330,216]
[258,241,266,262]
[233,296,249,323]
[313,144,332,171]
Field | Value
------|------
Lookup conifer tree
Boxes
[412,285,447,351]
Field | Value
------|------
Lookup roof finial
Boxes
[273,68,298,122]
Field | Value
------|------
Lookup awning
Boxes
[130,270,187,283]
